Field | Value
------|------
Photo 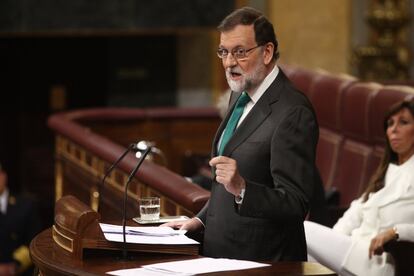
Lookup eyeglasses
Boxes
[217,44,263,60]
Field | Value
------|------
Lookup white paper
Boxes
[107,257,270,275]
[99,223,199,245]
[107,267,181,276]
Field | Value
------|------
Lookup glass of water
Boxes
[138,197,160,221]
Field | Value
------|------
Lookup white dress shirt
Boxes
[237,65,279,127]
[0,188,8,214]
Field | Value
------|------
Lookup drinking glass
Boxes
[138,197,160,221]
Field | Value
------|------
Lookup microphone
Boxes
[122,146,152,259]
[133,140,167,166]
[97,143,142,213]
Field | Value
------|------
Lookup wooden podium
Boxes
[52,195,198,259]
[30,195,335,275]
[31,229,337,276]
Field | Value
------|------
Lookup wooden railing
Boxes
[48,107,221,221]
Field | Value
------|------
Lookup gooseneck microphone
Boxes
[122,146,152,259]
[98,143,138,213]
[134,140,168,166]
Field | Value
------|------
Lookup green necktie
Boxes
[218,92,251,155]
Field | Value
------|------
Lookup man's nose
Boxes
[222,53,238,68]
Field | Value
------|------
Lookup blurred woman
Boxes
[305,100,414,276]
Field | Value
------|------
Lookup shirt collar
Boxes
[0,188,8,214]
[248,64,279,104]
[395,153,414,170]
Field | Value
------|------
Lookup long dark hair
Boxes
[363,99,414,202]
[217,7,280,61]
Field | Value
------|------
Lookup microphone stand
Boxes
[98,143,135,213]
[122,146,152,260]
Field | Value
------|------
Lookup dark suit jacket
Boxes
[0,193,41,266]
[197,69,319,261]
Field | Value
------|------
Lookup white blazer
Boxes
[333,154,414,276]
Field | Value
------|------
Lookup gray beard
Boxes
[226,64,266,93]
[226,77,246,93]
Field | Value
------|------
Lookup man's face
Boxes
[0,170,7,194]
[219,24,267,93]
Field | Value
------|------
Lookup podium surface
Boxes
[30,228,336,276]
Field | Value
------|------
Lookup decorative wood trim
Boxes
[52,225,73,253]
[54,135,195,217]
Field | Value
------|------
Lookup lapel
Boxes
[212,70,288,157]
[0,194,17,218]
[6,194,17,215]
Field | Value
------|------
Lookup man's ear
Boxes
[263,42,275,65]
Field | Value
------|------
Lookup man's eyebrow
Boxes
[218,44,244,49]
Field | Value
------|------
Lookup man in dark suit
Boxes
[164,7,319,261]
[0,163,41,275]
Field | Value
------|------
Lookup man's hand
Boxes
[209,156,245,196]
[160,217,203,232]
[369,228,397,258]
